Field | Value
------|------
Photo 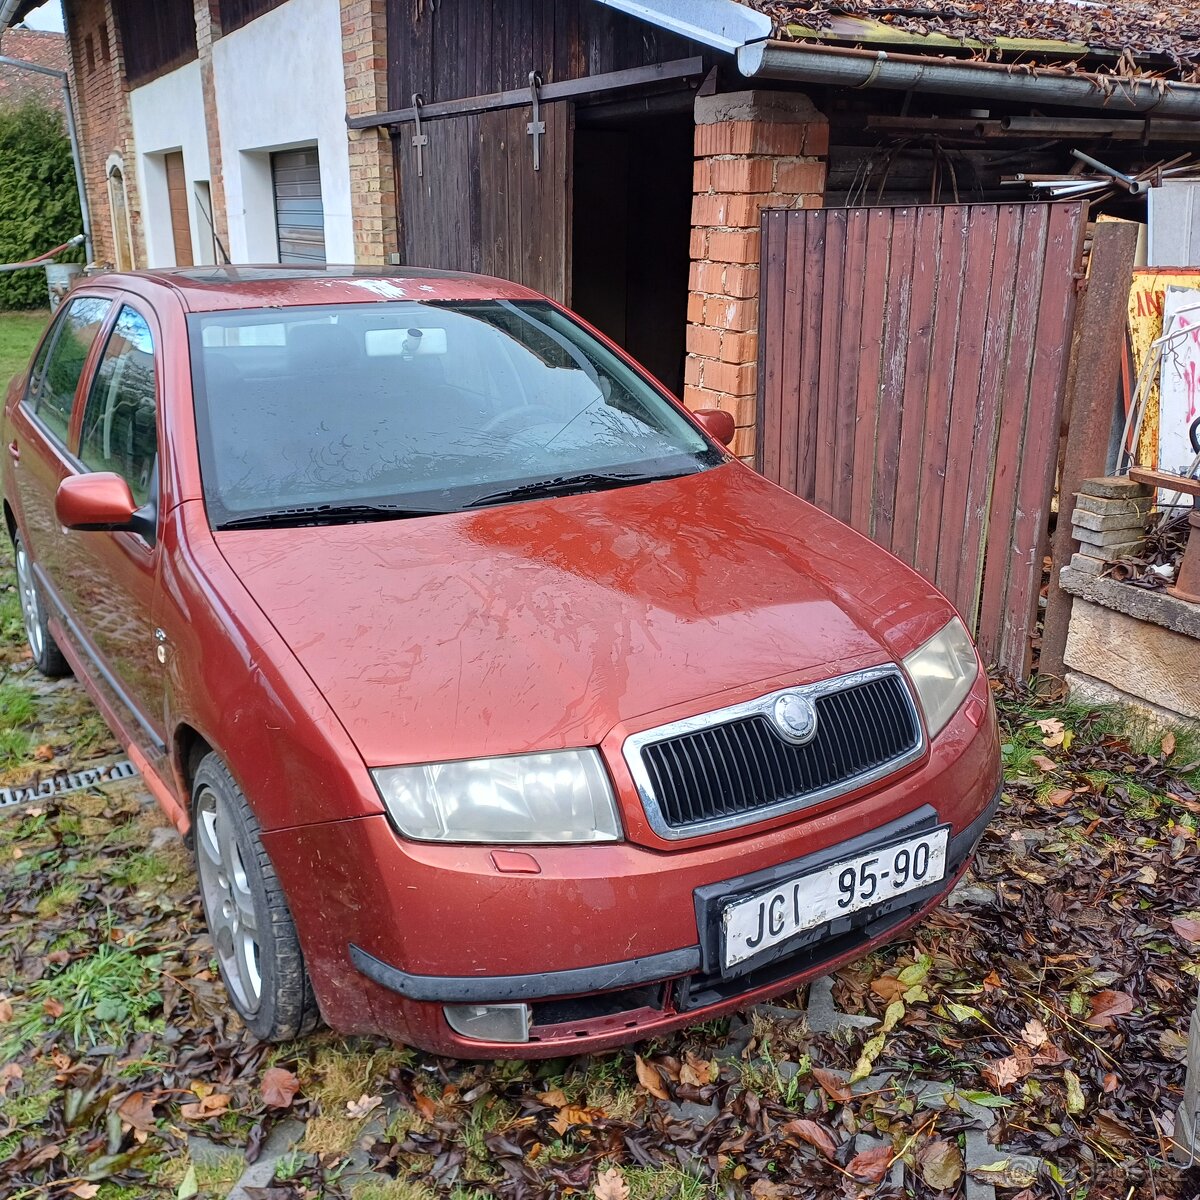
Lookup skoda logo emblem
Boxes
[772,693,818,744]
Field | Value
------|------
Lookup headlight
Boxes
[903,616,979,738]
[372,749,621,844]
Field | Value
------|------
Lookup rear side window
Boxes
[79,306,157,506]
[29,296,112,444]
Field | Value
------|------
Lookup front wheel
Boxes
[13,533,70,677]
[192,754,320,1041]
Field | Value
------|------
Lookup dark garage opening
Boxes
[571,106,693,398]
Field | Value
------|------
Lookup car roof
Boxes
[95,264,547,313]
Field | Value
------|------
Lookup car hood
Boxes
[214,464,953,767]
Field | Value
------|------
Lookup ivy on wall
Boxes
[0,100,83,310]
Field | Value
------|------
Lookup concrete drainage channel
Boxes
[0,757,139,811]
[203,971,1043,1199]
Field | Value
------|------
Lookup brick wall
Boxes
[0,28,68,110]
[64,0,142,268]
[341,0,397,264]
[685,90,828,461]
[195,1,230,256]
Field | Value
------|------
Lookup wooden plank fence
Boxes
[757,201,1087,679]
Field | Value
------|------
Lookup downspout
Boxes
[0,52,95,264]
[738,40,1200,120]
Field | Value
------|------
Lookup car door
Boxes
[55,299,168,775]
[7,295,114,589]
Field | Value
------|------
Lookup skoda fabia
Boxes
[3,266,999,1056]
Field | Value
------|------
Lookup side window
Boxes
[30,296,112,443]
[79,306,157,507]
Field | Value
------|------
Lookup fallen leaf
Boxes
[971,1159,1038,1189]
[593,1167,629,1200]
[1102,1072,1119,1093]
[179,1091,231,1121]
[1031,754,1058,773]
[68,1186,101,1199]
[413,1091,437,1121]
[1020,1018,1049,1049]
[881,999,905,1033]
[1171,917,1200,944]
[176,1165,198,1200]
[1045,788,1074,807]
[782,1117,837,1158]
[812,1067,852,1103]
[260,1066,301,1109]
[0,997,12,1023]
[1036,717,1064,737]
[537,1089,568,1108]
[42,996,64,1018]
[750,1179,790,1198]
[918,1138,963,1190]
[1064,1069,1085,1114]
[0,1062,23,1097]
[982,1053,1030,1092]
[1085,989,1136,1028]
[346,1093,382,1119]
[550,1104,602,1135]
[679,1051,716,1088]
[635,1054,669,1101]
[847,1143,892,1182]
[33,743,53,761]
[871,975,908,1003]
[1162,732,1177,758]
[849,1033,886,1083]
[117,1090,158,1132]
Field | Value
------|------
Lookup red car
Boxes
[3,267,999,1057]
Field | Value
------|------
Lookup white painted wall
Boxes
[212,0,353,264]
[129,61,214,268]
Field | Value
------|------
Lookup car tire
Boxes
[13,532,71,678]
[191,753,320,1042]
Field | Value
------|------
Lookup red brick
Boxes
[703,359,757,397]
[686,325,722,359]
[683,384,726,412]
[721,332,758,364]
[689,228,708,259]
[692,158,711,193]
[709,157,774,194]
[723,265,759,299]
[804,121,831,157]
[687,291,706,323]
[800,193,823,209]
[707,229,760,265]
[684,355,704,387]
[706,296,758,332]
[774,159,827,195]
[691,193,731,227]
[730,426,757,458]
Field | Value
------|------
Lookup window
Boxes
[85,33,96,74]
[28,296,112,445]
[80,307,157,507]
[99,22,111,63]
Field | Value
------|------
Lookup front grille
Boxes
[631,670,921,836]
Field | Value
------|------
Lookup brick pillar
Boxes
[341,0,398,265]
[195,1,230,258]
[686,91,828,461]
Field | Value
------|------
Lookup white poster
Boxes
[1159,286,1200,485]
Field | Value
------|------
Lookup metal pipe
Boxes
[738,40,1200,119]
[0,232,84,272]
[1070,147,1148,193]
[0,54,94,264]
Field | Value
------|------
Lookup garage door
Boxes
[271,148,326,264]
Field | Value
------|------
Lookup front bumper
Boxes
[261,677,1000,1057]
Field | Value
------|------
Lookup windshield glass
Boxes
[189,300,720,528]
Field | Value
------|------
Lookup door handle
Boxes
[7,441,18,463]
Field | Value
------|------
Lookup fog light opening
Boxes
[443,1002,531,1043]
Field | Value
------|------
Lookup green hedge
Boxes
[0,100,83,310]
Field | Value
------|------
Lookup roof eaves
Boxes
[589,0,772,54]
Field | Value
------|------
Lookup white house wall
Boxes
[128,61,212,268]
[212,0,353,264]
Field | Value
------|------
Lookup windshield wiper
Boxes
[218,502,454,530]
[465,470,681,509]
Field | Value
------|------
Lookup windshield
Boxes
[189,300,721,528]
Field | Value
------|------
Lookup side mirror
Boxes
[56,472,141,533]
[693,408,736,448]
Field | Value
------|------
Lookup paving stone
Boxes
[1078,475,1153,500]
[909,1082,998,1129]
[1070,506,1150,533]
[795,976,878,1033]
[187,1134,242,1168]
[1068,551,1107,577]
[225,1119,306,1200]
[1071,525,1146,552]
[666,1098,721,1125]
[1074,491,1154,516]
[963,1129,997,1200]
[715,1014,754,1061]
[852,1133,904,1189]
[947,882,998,909]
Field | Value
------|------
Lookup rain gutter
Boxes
[737,40,1200,119]
[590,0,772,55]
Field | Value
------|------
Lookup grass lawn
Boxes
[0,310,50,396]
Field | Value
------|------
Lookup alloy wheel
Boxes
[15,542,45,662]
[194,786,263,1013]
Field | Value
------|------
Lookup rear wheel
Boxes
[192,754,319,1041]
[13,533,70,677]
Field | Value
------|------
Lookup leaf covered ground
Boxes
[1,538,1199,1199]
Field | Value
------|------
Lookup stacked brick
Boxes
[341,0,398,265]
[1069,476,1153,575]
[685,91,827,461]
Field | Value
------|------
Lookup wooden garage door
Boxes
[271,148,326,264]
[164,151,193,267]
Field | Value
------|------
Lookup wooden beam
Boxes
[347,56,707,131]
[1040,220,1140,684]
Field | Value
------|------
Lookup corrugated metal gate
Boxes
[271,149,326,265]
[757,201,1087,679]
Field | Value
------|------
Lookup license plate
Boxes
[721,826,949,969]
